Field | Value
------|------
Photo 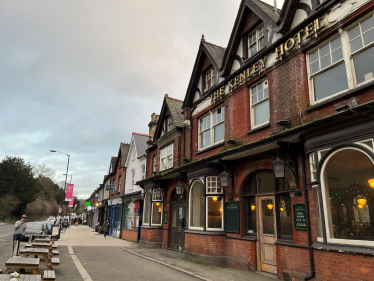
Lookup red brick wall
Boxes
[201,55,212,73]
[225,238,257,271]
[140,227,163,243]
[314,250,374,281]
[241,11,261,36]
[147,149,158,178]
[184,233,226,256]
[111,154,126,196]
[276,245,310,280]
[122,229,137,242]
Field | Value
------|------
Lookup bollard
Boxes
[12,240,19,256]
[28,235,32,244]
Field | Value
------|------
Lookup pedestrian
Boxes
[13,214,27,256]
[102,220,109,239]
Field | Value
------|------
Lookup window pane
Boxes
[190,181,204,228]
[354,46,374,84]
[363,28,374,46]
[320,55,331,69]
[214,122,225,143]
[143,192,151,224]
[264,87,269,98]
[168,155,173,168]
[348,24,361,40]
[350,36,363,53]
[254,99,270,126]
[251,44,257,56]
[262,199,274,234]
[311,61,320,75]
[279,194,293,236]
[324,149,374,241]
[330,37,342,51]
[201,129,211,148]
[207,197,222,229]
[361,16,374,33]
[246,197,256,234]
[319,44,330,57]
[257,171,275,193]
[314,63,348,101]
[310,50,319,63]
[331,48,343,64]
[152,203,162,225]
[252,94,258,104]
[258,90,264,101]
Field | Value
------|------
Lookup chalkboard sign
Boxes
[293,204,307,231]
[225,202,240,233]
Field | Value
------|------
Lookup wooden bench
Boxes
[42,270,56,281]
[51,250,59,256]
[35,238,50,243]
[4,257,41,275]
[50,258,60,267]
[0,274,41,280]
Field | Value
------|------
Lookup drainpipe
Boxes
[183,125,186,160]
[190,107,194,162]
[301,151,315,281]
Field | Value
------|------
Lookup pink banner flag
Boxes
[69,196,74,207]
[74,204,77,210]
[65,184,74,202]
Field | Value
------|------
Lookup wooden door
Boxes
[169,203,187,251]
[257,196,277,274]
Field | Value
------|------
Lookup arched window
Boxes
[189,181,204,229]
[143,191,151,225]
[321,147,374,244]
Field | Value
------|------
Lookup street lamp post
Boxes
[51,150,70,217]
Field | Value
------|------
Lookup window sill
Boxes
[246,123,270,134]
[275,240,308,249]
[304,80,374,112]
[196,141,225,155]
[185,229,226,236]
[226,235,257,242]
[312,242,374,256]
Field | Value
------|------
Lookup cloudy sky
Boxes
[0,0,283,199]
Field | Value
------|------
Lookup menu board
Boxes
[293,204,307,231]
[225,202,240,233]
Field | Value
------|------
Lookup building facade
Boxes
[137,0,374,280]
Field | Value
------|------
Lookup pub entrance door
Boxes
[257,196,277,274]
[169,190,188,251]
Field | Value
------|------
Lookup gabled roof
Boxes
[202,42,226,69]
[133,133,152,158]
[220,0,283,76]
[109,157,117,174]
[120,143,130,166]
[182,40,226,108]
[154,95,184,140]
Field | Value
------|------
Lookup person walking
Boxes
[13,214,27,256]
[102,220,109,239]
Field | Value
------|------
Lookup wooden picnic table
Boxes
[4,257,41,275]
[19,248,57,270]
[0,274,41,281]
[34,239,50,243]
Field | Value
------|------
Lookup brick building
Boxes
[137,0,374,280]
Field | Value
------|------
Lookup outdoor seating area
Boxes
[2,235,58,281]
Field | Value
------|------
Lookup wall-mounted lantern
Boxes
[155,187,163,198]
[175,182,184,195]
[219,171,230,188]
[271,157,286,179]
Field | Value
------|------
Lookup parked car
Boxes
[23,223,44,241]
[40,221,53,234]
[48,216,56,221]
[34,222,47,233]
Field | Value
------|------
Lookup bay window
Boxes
[143,191,151,225]
[160,144,173,171]
[206,176,224,231]
[199,106,225,150]
[250,79,269,128]
[151,189,163,226]
[308,13,374,104]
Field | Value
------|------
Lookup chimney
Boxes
[274,0,277,12]
[148,112,159,136]
[201,34,205,42]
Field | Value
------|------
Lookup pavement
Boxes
[0,224,276,280]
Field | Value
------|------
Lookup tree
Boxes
[0,156,39,217]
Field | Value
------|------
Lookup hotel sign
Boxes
[210,17,325,102]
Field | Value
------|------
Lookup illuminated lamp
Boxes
[267,204,274,210]
[156,203,160,206]
[220,208,222,213]
[213,197,218,201]
[357,198,367,206]
[368,179,374,188]
[280,207,284,212]
[358,204,363,209]
[251,205,256,211]
[158,207,161,212]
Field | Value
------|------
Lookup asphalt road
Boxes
[0,224,13,244]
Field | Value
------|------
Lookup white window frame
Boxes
[131,170,135,186]
[151,202,163,226]
[188,180,204,230]
[320,146,374,246]
[248,25,264,58]
[205,67,215,91]
[205,196,224,231]
[206,176,223,194]
[198,106,225,150]
[152,189,163,201]
[250,79,269,129]
[142,191,151,225]
[153,156,157,172]
[309,154,317,182]
[141,165,146,180]
[160,143,173,171]
[307,12,374,105]
[118,176,121,192]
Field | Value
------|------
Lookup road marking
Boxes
[69,246,93,281]
[122,247,212,281]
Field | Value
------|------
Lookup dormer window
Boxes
[167,116,174,131]
[205,67,215,91]
[248,25,264,58]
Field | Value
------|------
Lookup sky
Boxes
[0,0,284,199]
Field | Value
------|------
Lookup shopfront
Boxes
[108,198,123,238]
[122,193,143,243]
